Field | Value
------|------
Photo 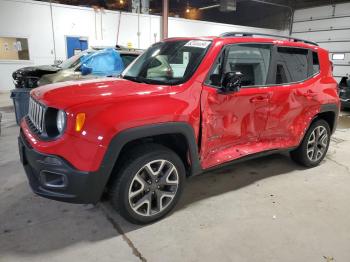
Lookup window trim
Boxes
[204,43,322,90]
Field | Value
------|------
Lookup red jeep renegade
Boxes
[18,32,339,224]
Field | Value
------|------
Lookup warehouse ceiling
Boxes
[40,0,350,30]
[174,0,350,9]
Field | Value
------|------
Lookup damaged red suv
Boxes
[18,32,339,224]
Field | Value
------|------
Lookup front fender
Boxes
[83,122,202,202]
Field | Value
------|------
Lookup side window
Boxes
[276,64,288,84]
[276,47,308,83]
[312,51,320,75]
[206,44,272,88]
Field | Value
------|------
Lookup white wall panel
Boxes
[293,17,350,32]
[294,3,350,21]
[333,66,350,78]
[294,6,333,21]
[0,0,54,92]
[51,4,96,60]
[101,11,120,48]
[317,42,350,52]
[292,3,350,80]
[117,13,139,48]
[150,16,161,44]
[334,3,350,16]
[168,17,286,38]
[0,0,286,92]
[292,30,350,42]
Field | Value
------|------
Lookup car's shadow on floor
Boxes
[0,160,119,255]
[0,152,306,255]
[113,152,307,232]
[177,153,305,210]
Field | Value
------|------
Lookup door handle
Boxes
[250,96,269,103]
[306,91,317,97]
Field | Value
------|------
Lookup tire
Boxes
[290,119,331,167]
[109,143,186,224]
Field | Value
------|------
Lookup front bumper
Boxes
[18,131,105,204]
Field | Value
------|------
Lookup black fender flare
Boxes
[294,103,339,150]
[91,122,202,201]
[319,103,339,133]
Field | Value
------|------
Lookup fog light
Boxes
[40,171,67,188]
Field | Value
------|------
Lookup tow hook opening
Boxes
[40,171,67,188]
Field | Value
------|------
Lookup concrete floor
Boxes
[1,108,350,262]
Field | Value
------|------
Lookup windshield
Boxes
[58,51,91,69]
[122,40,211,85]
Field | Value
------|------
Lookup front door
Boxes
[200,43,274,169]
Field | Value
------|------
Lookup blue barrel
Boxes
[10,88,31,125]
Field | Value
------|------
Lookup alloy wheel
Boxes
[128,159,179,217]
[306,126,329,162]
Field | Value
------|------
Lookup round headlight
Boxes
[56,110,66,134]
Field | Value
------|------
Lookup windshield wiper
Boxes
[123,75,164,85]
[122,75,145,83]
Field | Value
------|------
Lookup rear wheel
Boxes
[290,119,331,167]
[109,144,185,224]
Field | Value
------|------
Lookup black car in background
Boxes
[339,77,350,109]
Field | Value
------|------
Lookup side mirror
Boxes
[80,64,93,76]
[220,71,243,93]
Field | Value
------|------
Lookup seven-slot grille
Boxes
[28,96,46,133]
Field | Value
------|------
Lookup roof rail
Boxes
[219,32,318,46]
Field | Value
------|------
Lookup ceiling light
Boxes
[199,4,220,10]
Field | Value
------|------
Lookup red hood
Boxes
[30,78,171,109]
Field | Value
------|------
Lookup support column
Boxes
[161,0,168,40]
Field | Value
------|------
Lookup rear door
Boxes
[263,46,321,147]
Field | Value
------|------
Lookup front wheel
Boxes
[290,119,331,167]
[109,144,185,224]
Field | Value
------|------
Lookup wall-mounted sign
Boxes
[0,37,30,61]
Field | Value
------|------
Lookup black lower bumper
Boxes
[18,132,105,204]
